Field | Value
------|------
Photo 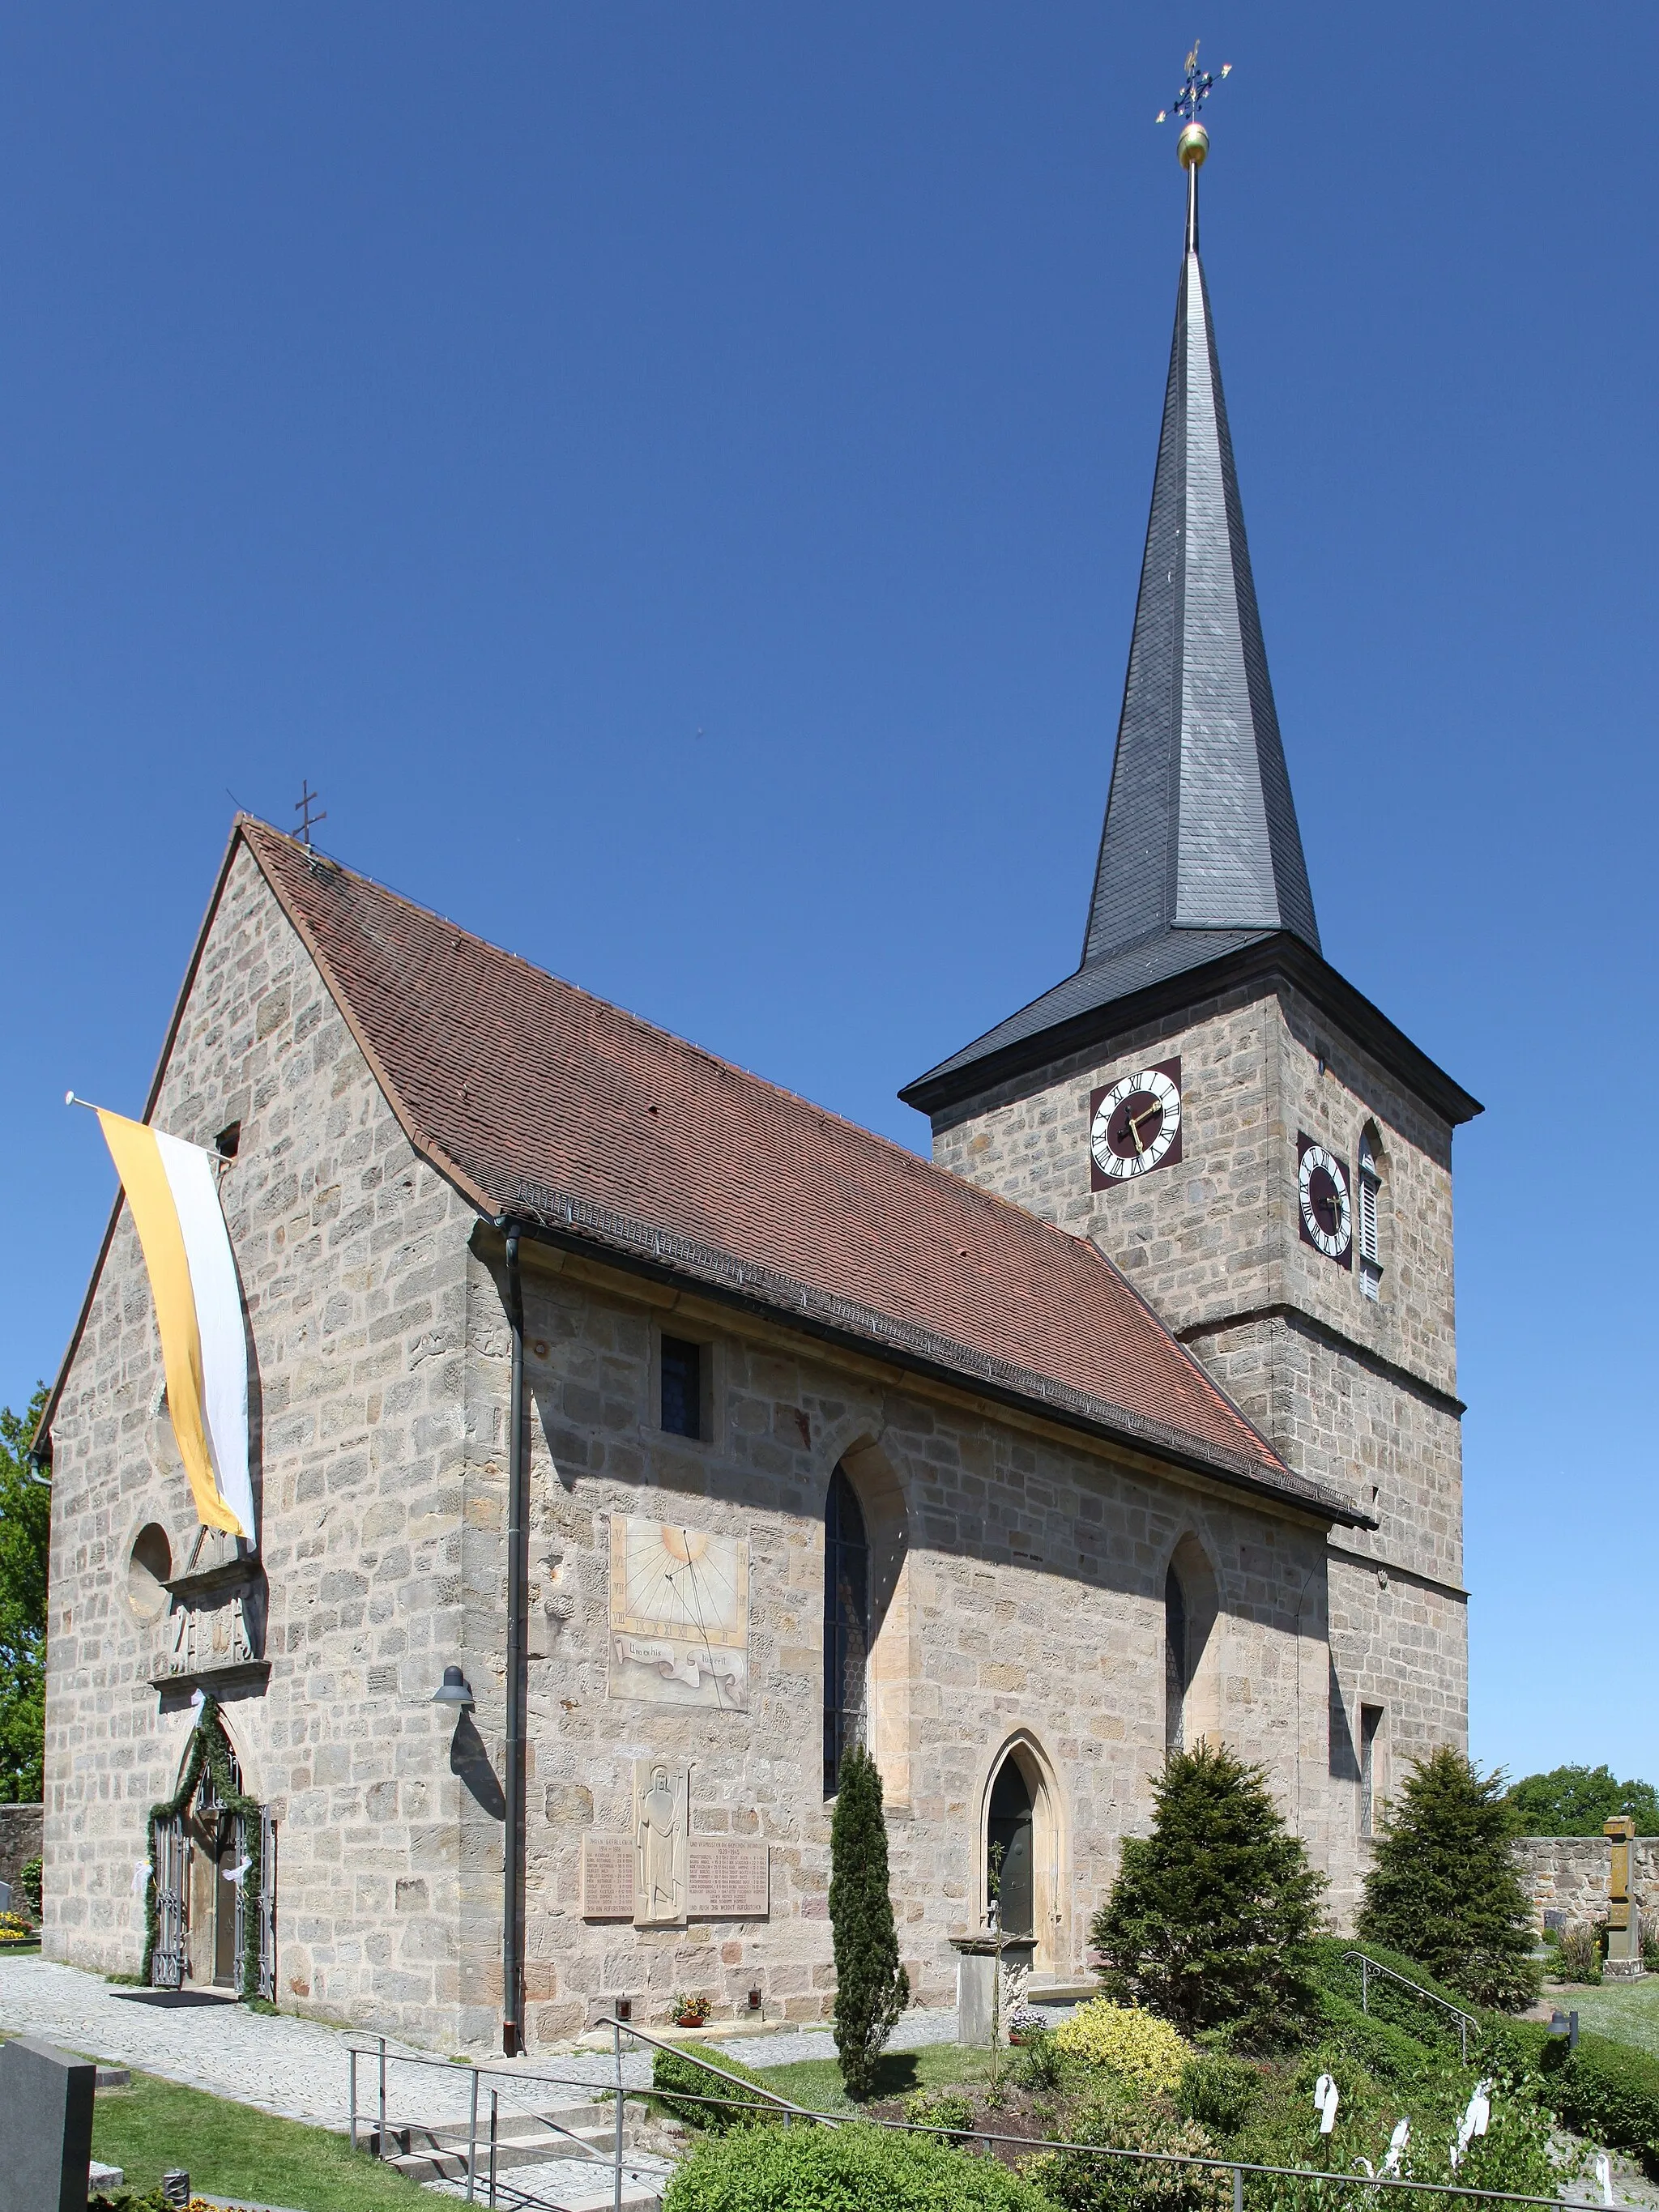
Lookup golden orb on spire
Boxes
[1177,121,1209,169]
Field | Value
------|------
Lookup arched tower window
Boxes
[1358,1124,1384,1302]
[1164,1566,1188,1751]
[823,1465,869,1796]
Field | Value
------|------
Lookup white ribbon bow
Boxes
[1451,2080,1492,2169]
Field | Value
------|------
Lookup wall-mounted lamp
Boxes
[614,1997,633,2023]
[432,1665,475,1709]
[747,1987,763,2014]
[1547,2010,1579,2052]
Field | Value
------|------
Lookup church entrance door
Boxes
[987,1756,1034,1939]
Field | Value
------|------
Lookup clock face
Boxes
[1090,1059,1183,1187]
[1297,1137,1353,1265]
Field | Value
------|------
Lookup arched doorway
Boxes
[987,1757,1034,1937]
[980,1736,1064,1971]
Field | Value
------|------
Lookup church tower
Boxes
[902,76,1480,1885]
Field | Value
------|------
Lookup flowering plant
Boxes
[0,1911,35,1946]
[1007,2006,1049,2044]
[672,1991,712,2026]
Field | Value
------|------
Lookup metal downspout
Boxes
[501,1221,528,2055]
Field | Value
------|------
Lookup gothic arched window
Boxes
[823,1466,869,1796]
[1164,1565,1188,1752]
[1358,1124,1384,1302]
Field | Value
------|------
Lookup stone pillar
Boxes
[1605,1817,1644,1979]
[951,1933,1034,2044]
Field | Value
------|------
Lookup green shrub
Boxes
[1026,2091,1227,2212]
[1010,2028,1065,2093]
[1357,1748,1540,2011]
[1176,2055,1259,2135]
[1050,2001,1191,2093]
[1090,1744,1327,2050]
[662,2117,1051,2211]
[1307,1935,1473,2052]
[1538,2031,1659,2179]
[829,1743,909,2100]
[903,2091,975,2138]
[650,2042,786,2133]
[1310,1986,1432,2085]
[17,1855,42,1919]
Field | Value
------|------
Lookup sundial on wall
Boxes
[608,1517,748,1710]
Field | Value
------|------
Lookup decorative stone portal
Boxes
[147,1712,275,2000]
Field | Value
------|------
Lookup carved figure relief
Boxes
[633,1759,689,1925]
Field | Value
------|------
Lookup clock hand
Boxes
[1126,1102,1159,1150]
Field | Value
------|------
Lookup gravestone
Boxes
[0,2035,96,2212]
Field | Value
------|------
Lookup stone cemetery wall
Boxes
[1513,1835,1659,1929]
[0,1804,43,1893]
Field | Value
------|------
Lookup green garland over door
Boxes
[141,1695,268,2001]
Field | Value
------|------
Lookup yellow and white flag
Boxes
[94,1108,255,1542]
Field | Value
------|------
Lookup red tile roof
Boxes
[243,820,1358,1522]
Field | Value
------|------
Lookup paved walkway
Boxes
[0,1955,973,2130]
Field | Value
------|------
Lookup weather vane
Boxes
[1156,41,1230,130]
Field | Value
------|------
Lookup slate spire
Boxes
[1084,122,1319,965]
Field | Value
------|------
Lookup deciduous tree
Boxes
[0,1388,50,1802]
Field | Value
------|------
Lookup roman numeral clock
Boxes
[1090,1059,1182,1187]
[1297,1134,1353,1266]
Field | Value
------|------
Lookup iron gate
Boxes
[151,1814,185,1989]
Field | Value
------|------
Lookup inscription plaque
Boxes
[688,1839,770,1920]
[580,1835,635,1920]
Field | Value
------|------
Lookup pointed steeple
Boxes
[902,96,1328,1113]
[1086,117,1318,965]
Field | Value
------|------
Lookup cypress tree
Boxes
[829,1741,909,2099]
[1090,1741,1327,2048]
[1357,1746,1541,2010]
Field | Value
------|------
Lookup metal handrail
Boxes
[1343,1950,1480,2064]
[590,2015,824,2120]
[347,2020,1578,2212]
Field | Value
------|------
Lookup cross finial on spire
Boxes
[1155,40,1231,129]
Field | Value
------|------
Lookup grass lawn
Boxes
[85,2065,430,2210]
[754,2040,994,2117]
[1545,1976,1659,2061]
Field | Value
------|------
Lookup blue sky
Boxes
[2,4,1654,1784]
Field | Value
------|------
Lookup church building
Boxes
[35,109,1478,2053]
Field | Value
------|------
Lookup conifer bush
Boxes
[1090,1743,1327,2049]
[828,1741,909,2099]
[1356,1747,1541,2011]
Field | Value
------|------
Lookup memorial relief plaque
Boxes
[580,1835,636,1920]
[688,1838,770,1920]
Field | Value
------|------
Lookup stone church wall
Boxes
[41,847,480,2043]
[452,1241,1345,2045]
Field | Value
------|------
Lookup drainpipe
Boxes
[499,1219,529,2056]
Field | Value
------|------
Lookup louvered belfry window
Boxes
[1358,1128,1383,1302]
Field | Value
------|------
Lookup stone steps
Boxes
[369,2096,647,2188]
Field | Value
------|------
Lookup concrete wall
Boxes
[1513,1836,1659,1930]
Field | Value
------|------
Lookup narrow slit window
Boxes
[659,1336,703,1439]
[1164,1566,1188,1752]
[822,1467,869,1796]
[1359,1703,1384,1838]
